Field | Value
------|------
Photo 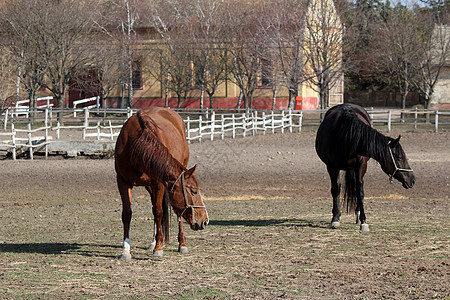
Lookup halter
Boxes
[170,170,205,221]
[387,141,414,183]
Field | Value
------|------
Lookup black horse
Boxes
[315,103,415,231]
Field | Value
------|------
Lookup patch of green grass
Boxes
[250,280,266,286]
[178,288,225,299]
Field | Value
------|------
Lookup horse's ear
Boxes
[185,164,197,178]
[390,135,401,148]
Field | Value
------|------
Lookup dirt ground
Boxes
[0,128,449,299]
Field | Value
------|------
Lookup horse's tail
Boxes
[343,170,358,212]
[163,189,170,244]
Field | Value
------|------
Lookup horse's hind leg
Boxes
[117,175,133,261]
[327,166,341,229]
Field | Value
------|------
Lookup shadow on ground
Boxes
[209,218,329,228]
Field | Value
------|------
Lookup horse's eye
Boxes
[190,188,198,195]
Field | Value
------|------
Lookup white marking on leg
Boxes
[149,223,157,251]
[120,238,132,261]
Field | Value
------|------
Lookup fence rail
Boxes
[1,106,449,159]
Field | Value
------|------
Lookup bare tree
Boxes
[0,48,17,114]
[94,0,142,108]
[259,0,310,110]
[376,5,420,108]
[303,0,344,109]
[2,0,99,122]
[410,18,450,108]
[190,0,228,109]
[148,0,196,108]
[1,0,46,115]
[223,0,263,109]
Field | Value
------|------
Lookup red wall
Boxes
[106,97,291,110]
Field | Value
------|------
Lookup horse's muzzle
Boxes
[402,176,415,189]
[191,220,208,231]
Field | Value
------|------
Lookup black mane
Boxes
[337,107,390,163]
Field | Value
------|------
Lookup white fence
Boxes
[185,110,304,143]
[9,96,54,119]
[1,106,449,159]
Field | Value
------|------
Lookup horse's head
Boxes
[169,165,209,230]
[384,136,415,189]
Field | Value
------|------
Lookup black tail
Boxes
[162,189,170,244]
[343,170,357,212]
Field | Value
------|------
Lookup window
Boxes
[132,59,143,89]
[259,58,272,87]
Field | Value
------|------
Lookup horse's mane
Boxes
[338,107,390,163]
[131,110,186,183]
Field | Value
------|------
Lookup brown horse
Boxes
[315,103,415,231]
[115,107,209,259]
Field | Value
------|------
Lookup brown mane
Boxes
[131,110,186,183]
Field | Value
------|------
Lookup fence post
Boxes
[56,122,60,139]
[11,123,16,160]
[252,111,257,136]
[186,116,191,144]
[387,110,392,132]
[3,108,8,130]
[435,111,439,133]
[199,115,202,142]
[288,109,293,133]
[369,107,374,120]
[262,112,266,135]
[49,107,53,126]
[96,121,101,140]
[210,111,215,141]
[271,111,275,134]
[232,114,236,139]
[242,113,246,137]
[414,107,418,130]
[44,109,49,159]
[281,111,285,134]
[299,111,303,132]
[27,123,33,160]
[108,120,113,141]
[83,107,89,140]
[221,114,225,140]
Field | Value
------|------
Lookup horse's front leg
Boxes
[327,166,341,229]
[355,166,369,232]
[117,175,133,261]
[178,217,188,253]
[150,183,165,256]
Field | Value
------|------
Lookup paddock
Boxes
[0,129,448,298]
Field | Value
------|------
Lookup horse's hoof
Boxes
[330,221,340,229]
[360,223,370,232]
[178,246,189,254]
[153,250,164,257]
[119,253,132,261]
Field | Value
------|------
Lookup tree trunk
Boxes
[236,90,243,109]
[200,87,204,109]
[288,89,297,110]
[272,86,278,111]
[209,93,214,110]
[28,90,37,123]
[164,74,170,108]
